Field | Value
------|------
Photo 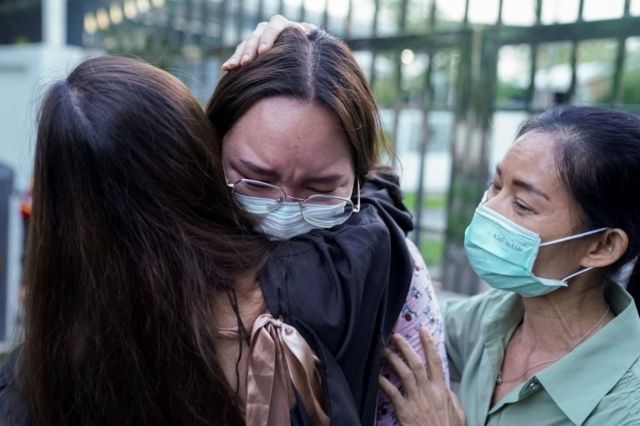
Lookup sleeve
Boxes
[584,366,640,426]
[442,293,493,383]
[400,239,449,384]
[375,239,449,426]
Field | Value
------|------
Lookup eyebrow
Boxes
[237,159,280,179]
[238,159,345,186]
[496,165,550,201]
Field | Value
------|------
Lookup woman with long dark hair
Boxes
[4,55,271,425]
[0,55,399,426]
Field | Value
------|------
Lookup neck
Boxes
[518,275,611,353]
[213,274,265,329]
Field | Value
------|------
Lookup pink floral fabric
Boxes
[375,239,449,425]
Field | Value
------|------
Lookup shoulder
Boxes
[401,239,442,330]
[275,204,389,258]
[586,359,640,425]
[405,239,425,267]
[442,288,520,346]
[442,288,508,325]
[404,239,432,294]
[260,204,393,327]
[441,289,512,374]
[266,204,391,290]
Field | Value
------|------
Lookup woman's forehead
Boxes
[224,140,353,184]
[507,132,557,169]
[500,132,566,196]
[223,97,353,176]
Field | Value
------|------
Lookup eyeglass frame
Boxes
[224,172,361,223]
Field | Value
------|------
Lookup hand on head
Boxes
[222,15,317,70]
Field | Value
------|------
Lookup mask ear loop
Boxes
[538,228,608,283]
[560,267,595,282]
[540,227,608,247]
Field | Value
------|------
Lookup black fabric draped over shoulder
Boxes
[260,170,415,426]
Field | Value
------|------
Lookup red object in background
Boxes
[20,187,31,219]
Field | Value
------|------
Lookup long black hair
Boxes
[518,105,640,309]
[21,56,271,425]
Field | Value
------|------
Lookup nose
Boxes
[484,190,515,222]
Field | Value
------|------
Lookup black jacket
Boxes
[261,171,414,426]
[0,172,414,426]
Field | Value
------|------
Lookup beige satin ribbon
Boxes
[245,314,330,426]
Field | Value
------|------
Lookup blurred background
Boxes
[2,0,640,345]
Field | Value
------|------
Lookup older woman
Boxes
[382,105,640,425]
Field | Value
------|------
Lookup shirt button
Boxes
[528,381,539,390]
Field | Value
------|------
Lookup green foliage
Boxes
[403,192,447,268]
[496,81,527,105]
[445,178,484,242]
[375,78,398,107]
[419,236,444,267]
[620,69,640,104]
[578,40,618,63]
[373,52,399,108]
[403,191,447,211]
[596,68,640,105]
[536,42,573,69]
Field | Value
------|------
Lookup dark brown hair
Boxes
[519,105,640,309]
[206,27,383,182]
[21,56,270,425]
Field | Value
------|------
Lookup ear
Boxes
[581,228,629,268]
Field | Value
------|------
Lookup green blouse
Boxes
[444,282,640,426]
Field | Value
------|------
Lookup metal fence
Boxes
[73,0,640,294]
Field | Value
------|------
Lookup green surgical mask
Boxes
[464,204,607,297]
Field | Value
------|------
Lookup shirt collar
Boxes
[535,283,640,425]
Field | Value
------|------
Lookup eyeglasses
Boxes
[226,177,361,227]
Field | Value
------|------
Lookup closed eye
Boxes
[309,187,338,194]
[488,181,502,193]
[514,200,535,214]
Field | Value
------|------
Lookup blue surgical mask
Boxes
[464,204,607,297]
[233,193,351,240]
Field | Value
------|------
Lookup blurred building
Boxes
[3,0,640,344]
[1,0,84,344]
